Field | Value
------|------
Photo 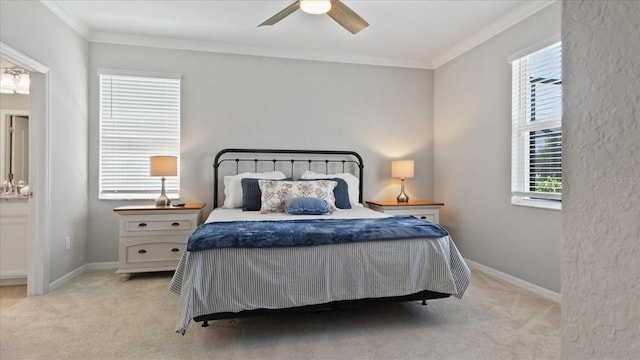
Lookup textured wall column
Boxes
[562,1,640,359]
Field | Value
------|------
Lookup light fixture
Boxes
[300,0,331,14]
[15,73,30,94]
[150,155,177,207]
[1,72,16,94]
[0,68,29,95]
[391,160,414,203]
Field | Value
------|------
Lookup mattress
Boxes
[203,206,388,222]
[170,207,470,334]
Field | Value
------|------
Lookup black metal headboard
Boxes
[213,148,364,208]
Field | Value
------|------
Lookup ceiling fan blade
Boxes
[327,0,369,34]
[259,1,300,27]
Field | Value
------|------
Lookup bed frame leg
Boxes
[202,320,209,327]
[422,300,427,306]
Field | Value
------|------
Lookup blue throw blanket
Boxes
[186,216,449,252]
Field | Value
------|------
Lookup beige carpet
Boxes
[0,269,559,360]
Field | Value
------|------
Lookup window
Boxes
[510,41,562,209]
[99,70,181,200]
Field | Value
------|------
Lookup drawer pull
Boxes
[420,216,427,220]
[171,222,180,227]
[171,248,180,253]
[138,223,148,227]
[138,249,147,254]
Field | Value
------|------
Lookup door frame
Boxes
[1,42,51,295]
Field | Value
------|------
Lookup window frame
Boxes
[509,37,562,210]
[98,69,181,200]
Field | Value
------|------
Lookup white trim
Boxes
[465,258,561,303]
[90,32,433,69]
[97,68,181,79]
[0,43,49,73]
[511,196,562,210]
[0,109,29,182]
[49,262,120,290]
[49,264,87,291]
[39,0,92,39]
[38,0,557,71]
[433,0,557,68]
[0,42,52,297]
[44,262,120,291]
[507,34,561,63]
[39,0,556,70]
[0,276,27,286]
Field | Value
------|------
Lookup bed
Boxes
[170,149,470,334]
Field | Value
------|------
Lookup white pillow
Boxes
[223,171,286,208]
[301,170,360,207]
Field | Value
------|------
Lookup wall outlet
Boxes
[65,236,71,250]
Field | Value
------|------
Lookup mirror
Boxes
[1,110,29,188]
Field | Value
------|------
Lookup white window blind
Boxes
[99,70,181,200]
[511,42,562,207]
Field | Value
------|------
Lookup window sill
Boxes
[511,196,561,211]
[99,194,180,201]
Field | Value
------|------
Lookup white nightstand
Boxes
[113,203,205,281]
[366,200,444,223]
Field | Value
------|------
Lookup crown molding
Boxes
[90,32,434,69]
[39,0,556,70]
[0,42,49,73]
[40,0,92,40]
[432,0,557,69]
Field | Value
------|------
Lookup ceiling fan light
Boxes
[300,0,331,15]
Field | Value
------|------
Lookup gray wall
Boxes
[87,43,435,263]
[562,1,640,358]
[433,2,562,293]
[0,1,89,282]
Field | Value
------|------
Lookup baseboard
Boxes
[0,275,27,286]
[46,259,561,304]
[49,264,88,291]
[48,262,118,291]
[465,258,561,303]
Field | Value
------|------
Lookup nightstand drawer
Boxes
[113,203,205,280]
[120,214,196,236]
[124,239,186,264]
[413,213,437,222]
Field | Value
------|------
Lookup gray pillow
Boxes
[240,178,263,211]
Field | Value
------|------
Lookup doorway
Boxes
[1,42,51,296]
[0,109,29,286]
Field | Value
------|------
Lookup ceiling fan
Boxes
[259,0,369,35]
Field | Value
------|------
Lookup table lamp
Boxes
[150,155,177,206]
[391,160,414,203]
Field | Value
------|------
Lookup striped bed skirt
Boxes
[170,235,471,334]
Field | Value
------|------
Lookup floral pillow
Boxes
[222,171,286,208]
[301,171,360,207]
[258,180,338,213]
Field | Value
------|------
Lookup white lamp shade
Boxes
[391,160,414,178]
[300,0,331,14]
[150,156,177,176]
